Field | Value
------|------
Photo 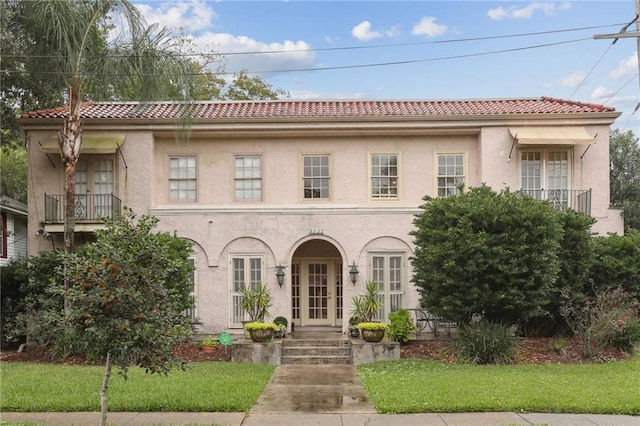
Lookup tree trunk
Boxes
[100,352,112,426]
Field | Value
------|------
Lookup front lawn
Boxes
[1,362,275,412]
[358,356,640,414]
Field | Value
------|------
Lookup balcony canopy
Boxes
[509,127,595,145]
[40,134,125,154]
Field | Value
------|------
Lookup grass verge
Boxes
[1,362,274,412]
[358,356,640,415]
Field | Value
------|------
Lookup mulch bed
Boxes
[0,338,631,365]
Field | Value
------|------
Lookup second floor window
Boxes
[371,154,398,199]
[169,155,197,201]
[235,156,262,200]
[437,153,465,197]
[303,155,330,199]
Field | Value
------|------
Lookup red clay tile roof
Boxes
[19,97,616,120]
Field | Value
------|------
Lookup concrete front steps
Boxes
[281,339,352,365]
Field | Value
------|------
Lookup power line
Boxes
[2,22,626,60]
[1,37,591,77]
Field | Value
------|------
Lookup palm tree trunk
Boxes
[100,352,112,426]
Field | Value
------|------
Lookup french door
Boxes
[301,260,337,326]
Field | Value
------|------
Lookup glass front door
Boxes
[302,261,335,326]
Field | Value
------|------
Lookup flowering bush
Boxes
[562,287,640,357]
[357,322,388,331]
[243,322,277,331]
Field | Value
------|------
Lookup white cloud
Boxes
[608,53,637,80]
[487,2,571,20]
[412,17,448,37]
[136,1,217,31]
[556,72,587,88]
[351,21,383,41]
[591,86,614,100]
[192,32,315,75]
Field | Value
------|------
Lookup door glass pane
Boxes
[308,263,328,319]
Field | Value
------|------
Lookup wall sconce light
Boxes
[349,262,359,285]
[276,265,285,287]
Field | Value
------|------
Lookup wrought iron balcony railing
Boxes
[44,193,122,224]
[517,189,591,216]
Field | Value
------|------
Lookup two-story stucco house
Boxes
[20,97,623,335]
[0,195,28,267]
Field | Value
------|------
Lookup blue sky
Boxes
[133,1,639,133]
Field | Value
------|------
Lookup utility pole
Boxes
[593,1,640,91]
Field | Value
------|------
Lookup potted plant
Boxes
[239,283,273,322]
[349,281,383,337]
[273,316,288,338]
[244,321,277,342]
[357,322,388,342]
[200,336,219,353]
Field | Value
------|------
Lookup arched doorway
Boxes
[291,239,343,328]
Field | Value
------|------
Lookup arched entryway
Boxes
[291,239,344,328]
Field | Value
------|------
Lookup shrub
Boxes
[456,320,516,365]
[561,287,640,358]
[356,322,388,331]
[387,309,417,344]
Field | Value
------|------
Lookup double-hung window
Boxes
[303,155,330,199]
[436,153,465,197]
[235,155,262,200]
[169,155,197,201]
[371,154,399,199]
[230,255,263,326]
[370,253,405,321]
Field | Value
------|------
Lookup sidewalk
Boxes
[3,411,639,425]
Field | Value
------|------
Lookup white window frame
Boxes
[184,257,197,321]
[302,154,331,200]
[234,155,262,201]
[435,153,466,197]
[519,148,571,209]
[230,254,264,327]
[169,155,197,201]
[370,153,400,200]
[369,252,405,321]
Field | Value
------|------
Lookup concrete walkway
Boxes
[2,363,639,425]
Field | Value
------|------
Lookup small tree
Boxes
[411,185,562,325]
[64,209,194,426]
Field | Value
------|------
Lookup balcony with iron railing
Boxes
[517,189,591,216]
[44,193,122,227]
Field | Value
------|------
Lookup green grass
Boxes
[1,362,275,412]
[358,356,640,415]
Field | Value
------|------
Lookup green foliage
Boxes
[356,322,389,331]
[456,320,517,365]
[199,336,219,346]
[610,129,640,231]
[589,230,640,300]
[387,309,417,344]
[273,316,288,327]
[243,322,277,331]
[239,283,273,322]
[561,287,640,358]
[411,185,562,325]
[3,251,67,346]
[0,143,28,204]
[64,208,194,374]
[350,281,382,323]
[223,69,288,100]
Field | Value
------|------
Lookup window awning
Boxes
[509,127,595,145]
[40,134,125,154]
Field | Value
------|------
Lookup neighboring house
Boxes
[19,97,623,335]
[0,196,28,266]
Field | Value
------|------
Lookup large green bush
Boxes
[411,185,561,325]
[589,230,640,300]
